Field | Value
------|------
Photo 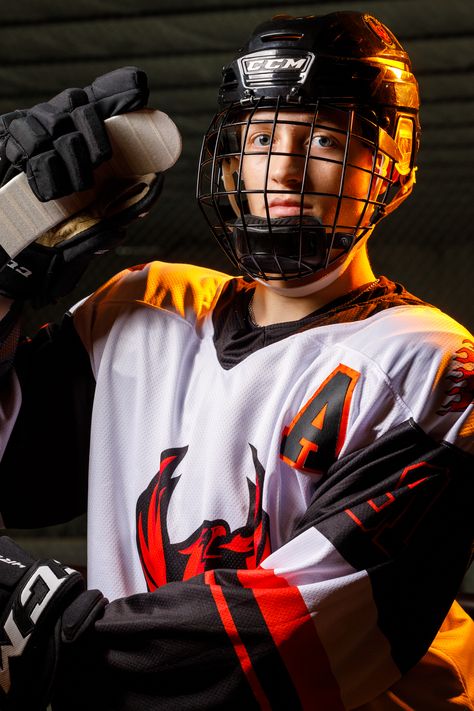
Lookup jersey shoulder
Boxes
[82,261,233,321]
[346,304,474,454]
[71,261,233,373]
[349,302,471,363]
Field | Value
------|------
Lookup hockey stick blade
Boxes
[0,109,182,262]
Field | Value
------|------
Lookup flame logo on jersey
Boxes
[438,338,474,415]
[135,445,271,591]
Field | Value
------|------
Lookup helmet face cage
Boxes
[198,100,410,280]
[197,12,420,281]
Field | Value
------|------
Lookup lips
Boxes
[268,199,311,217]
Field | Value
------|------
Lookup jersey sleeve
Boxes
[50,418,473,711]
[0,309,95,528]
[0,301,23,480]
[0,260,230,529]
[350,304,474,456]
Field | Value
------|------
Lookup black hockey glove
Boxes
[0,170,164,307]
[0,67,179,306]
[0,536,105,711]
[0,66,149,202]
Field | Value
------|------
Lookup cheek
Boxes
[343,146,375,198]
[304,159,373,226]
[342,166,372,200]
[240,154,269,189]
[306,156,372,198]
[306,158,342,190]
[241,156,278,214]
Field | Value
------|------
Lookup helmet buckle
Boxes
[286,86,303,103]
[240,89,256,107]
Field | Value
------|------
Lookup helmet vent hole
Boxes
[260,32,304,42]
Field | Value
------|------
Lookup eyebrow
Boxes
[244,110,348,128]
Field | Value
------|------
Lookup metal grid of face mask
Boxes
[198,100,401,281]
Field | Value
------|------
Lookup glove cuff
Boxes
[0,173,164,305]
[61,588,107,643]
[0,557,84,694]
[0,536,87,711]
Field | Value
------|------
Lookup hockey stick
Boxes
[0,109,182,267]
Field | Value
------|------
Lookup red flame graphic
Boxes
[438,339,474,415]
[136,445,271,591]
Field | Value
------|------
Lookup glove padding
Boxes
[0,171,164,306]
[0,536,105,711]
[0,66,149,202]
[0,67,167,305]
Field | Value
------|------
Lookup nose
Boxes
[269,145,306,189]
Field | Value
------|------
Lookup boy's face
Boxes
[236,107,384,235]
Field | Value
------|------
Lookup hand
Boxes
[0,66,149,202]
[0,536,104,710]
[0,67,176,305]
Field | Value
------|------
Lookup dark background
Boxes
[1,0,473,333]
[1,0,472,594]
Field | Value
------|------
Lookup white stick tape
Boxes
[0,109,182,259]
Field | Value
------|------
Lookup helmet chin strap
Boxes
[254,227,373,297]
[254,259,346,296]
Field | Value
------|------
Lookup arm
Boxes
[0,67,175,307]
[0,311,95,528]
[0,68,175,525]
[75,421,473,711]
[1,419,472,711]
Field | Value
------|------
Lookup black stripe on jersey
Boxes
[213,569,303,710]
[54,576,262,711]
[295,419,474,674]
[0,300,22,380]
[212,275,428,370]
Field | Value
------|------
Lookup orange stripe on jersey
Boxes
[280,363,360,474]
[237,568,345,711]
[336,363,360,457]
[205,570,272,710]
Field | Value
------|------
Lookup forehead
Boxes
[243,106,350,129]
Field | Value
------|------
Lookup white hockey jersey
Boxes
[1,261,473,710]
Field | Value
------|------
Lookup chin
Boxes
[255,253,352,298]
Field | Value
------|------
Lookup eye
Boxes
[249,133,272,149]
[311,134,336,149]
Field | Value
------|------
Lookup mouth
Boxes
[268,199,312,217]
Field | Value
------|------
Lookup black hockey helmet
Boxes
[197,11,420,281]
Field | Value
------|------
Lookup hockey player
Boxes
[0,11,472,711]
